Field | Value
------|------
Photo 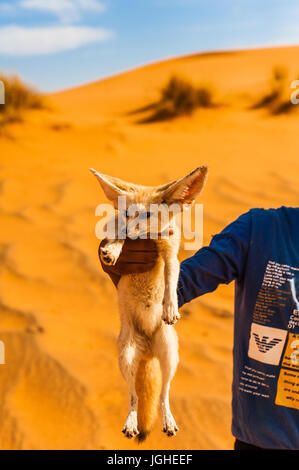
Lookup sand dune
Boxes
[0,46,298,449]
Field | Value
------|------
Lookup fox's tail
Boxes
[135,357,162,443]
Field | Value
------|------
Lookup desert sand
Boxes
[0,45,298,450]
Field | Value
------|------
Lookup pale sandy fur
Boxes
[114,227,180,438]
[93,165,208,440]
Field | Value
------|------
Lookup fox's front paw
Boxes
[100,246,117,266]
[162,299,180,325]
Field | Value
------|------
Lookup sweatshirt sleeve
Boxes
[178,211,252,308]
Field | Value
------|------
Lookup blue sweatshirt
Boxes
[178,207,299,449]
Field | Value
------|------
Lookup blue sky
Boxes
[0,0,298,92]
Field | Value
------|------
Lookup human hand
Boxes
[99,238,159,287]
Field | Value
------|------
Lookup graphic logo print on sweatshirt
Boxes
[252,333,283,354]
[241,259,299,410]
[248,323,288,365]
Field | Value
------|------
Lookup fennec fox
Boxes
[90,166,208,441]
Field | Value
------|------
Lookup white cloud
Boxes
[19,0,106,23]
[0,24,114,56]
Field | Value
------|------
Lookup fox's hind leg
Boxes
[153,325,179,436]
[118,331,141,438]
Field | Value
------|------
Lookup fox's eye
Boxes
[139,212,152,220]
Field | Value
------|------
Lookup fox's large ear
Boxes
[90,168,133,205]
[159,166,208,205]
